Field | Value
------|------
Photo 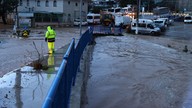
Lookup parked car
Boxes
[153,19,167,32]
[131,19,161,36]
[157,17,174,26]
[157,18,169,26]
[73,18,88,26]
[184,16,192,23]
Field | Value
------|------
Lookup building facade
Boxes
[154,0,192,12]
[17,0,88,27]
[179,0,192,12]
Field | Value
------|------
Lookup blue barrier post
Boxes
[42,28,93,108]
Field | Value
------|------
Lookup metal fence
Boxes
[42,27,93,108]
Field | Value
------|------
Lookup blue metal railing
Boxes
[42,27,93,108]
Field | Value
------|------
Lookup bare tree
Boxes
[24,41,48,70]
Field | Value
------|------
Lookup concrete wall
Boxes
[179,0,192,11]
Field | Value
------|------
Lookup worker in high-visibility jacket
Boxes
[45,26,56,54]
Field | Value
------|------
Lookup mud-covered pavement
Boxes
[84,35,192,108]
[84,22,192,108]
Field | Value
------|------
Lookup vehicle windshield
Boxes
[87,16,93,19]
[185,17,192,20]
[108,8,121,13]
[108,9,114,12]
[154,21,163,23]
[74,18,86,22]
[115,9,121,13]
[150,23,157,28]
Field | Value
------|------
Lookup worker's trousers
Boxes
[47,42,55,54]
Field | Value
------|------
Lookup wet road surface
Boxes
[84,36,192,108]
[165,22,192,40]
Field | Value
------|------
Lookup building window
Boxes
[68,1,70,5]
[46,0,49,7]
[75,3,78,6]
[53,0,57,7]
[20,0,23,6]
[27,0,29,6]
[37,0,40,7]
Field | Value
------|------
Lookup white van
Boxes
[114,15,132,28]
[184,16,192,23]
[121,6,133,14]
[131,19,161,36]
[87,13,101,24]
[108,7,121,14]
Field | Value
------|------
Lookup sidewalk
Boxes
[0,26,86,77]
[83,35,192,108]
[0,45,68,107]
[0,40,88,108]
[0,25,88,107]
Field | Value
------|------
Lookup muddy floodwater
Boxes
[84,36,192,108]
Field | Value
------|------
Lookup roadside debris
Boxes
[167,44,171,48]
[183,45,188,52]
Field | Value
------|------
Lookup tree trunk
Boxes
[2,14,7,24]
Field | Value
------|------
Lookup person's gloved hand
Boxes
[45,38,47,42]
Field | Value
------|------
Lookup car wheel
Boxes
[131,30,135,34]
[150,31,155,36]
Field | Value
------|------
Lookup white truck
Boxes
[114,15,132,28]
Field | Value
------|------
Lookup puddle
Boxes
[0,71,55,108]
[0,45,68,108]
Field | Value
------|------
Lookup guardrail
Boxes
[42,27,93,108]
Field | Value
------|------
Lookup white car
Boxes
[73,18,88,26]
[157,17,174,25]
[157,18,169,26]
[184,16,192,23]
[153,19,167,32]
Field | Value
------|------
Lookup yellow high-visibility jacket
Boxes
[45,26,56,42]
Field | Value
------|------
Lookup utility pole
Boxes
[16,5,19,28]
[13,4,19,34]
[80,0,82,36]
[136,0,140,34]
